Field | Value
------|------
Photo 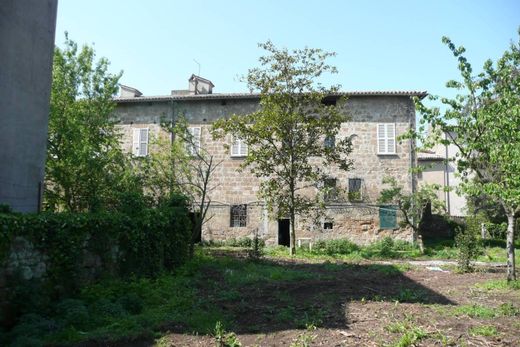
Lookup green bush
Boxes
[313,239,360,255]
[455,217,481,272]
[0,194,191,326]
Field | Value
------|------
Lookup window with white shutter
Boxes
[231,136,248,157]
[186,127,201,155]
[132,128,149,157]
[377,123,396,155]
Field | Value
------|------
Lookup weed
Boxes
[385,318,428,347]
[469,325,498,337]
[289,324,317,347]
[213,321,241,347]
[450,303,519,318]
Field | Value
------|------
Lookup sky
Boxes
[55,0,519,98]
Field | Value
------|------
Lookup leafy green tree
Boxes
[46,34,126,212]
[378,177,445,248]
[414,30,520,281]
[213,41,353,255]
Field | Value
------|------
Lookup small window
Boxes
[230,204,247,227]
[321,97,337,106]
[323,222,333,230]
[231,136,248,157]
[324,178,338,202]
[377,123,396,155]
[379,205,397,229]
[186,127,201,155]
[132,128,149,157]
[324,135,335,149]
[348,178,363,201]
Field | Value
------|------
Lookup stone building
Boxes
[417,132,468,217]
[113,75,427,246]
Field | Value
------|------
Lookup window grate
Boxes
[230,204,247,227]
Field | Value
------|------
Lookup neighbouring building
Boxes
[113,75,427,246]
[417,132,468,217]
[0,0,58,212]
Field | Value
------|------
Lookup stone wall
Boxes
[113,94,417,245]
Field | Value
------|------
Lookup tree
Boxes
[163,116,222,257]
[378,177,445,250]
[212,41,353,255]
[414,30,520,281]
[46,34,126,212]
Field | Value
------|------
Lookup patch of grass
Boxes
[469,325,498,337]
[393,288,427,303]
[450,303,519,318]
[385,318,428,347]
[452,304,497,318]
[475,279,520,291]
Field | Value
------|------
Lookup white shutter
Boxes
[186,127,201,155]
[377,123,396,155]
[132,128,140,156]
[231,136,247,157]
[231,136,240,156]
[239,139,248,156]
[139,128,149,156]
[377,124,386,154]
[387,123,396,154]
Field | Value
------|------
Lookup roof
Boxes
[114,90,428,104]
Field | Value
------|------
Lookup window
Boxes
[348,178,363,201]
[377,123,396,154]
[231,136,248,157]
[321,97,337,106]
[324,135,335,149]
[186,127,201,155]
[323,222,333,230]
[379,205,397,229]
[323,178,338,201]
[132,128,149,157]
[230,204,247,227]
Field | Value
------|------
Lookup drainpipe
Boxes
[444,132,451,215]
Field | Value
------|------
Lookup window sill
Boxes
[377,152,397,156]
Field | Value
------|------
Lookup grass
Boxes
[2,250,324,346]
[475,279,520,291]
[469,325,498,337]
[448,303,520,318]
[262,237,520,265]
[385,317,428,347]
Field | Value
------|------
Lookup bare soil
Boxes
[107,253,520,346]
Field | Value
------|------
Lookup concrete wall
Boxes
[113,95,417,245]
[0,0,58,212]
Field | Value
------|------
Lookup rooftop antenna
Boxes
[193,59,201,76]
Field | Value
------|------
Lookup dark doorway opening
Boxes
[278,219,290,247]
[189,212,202,243]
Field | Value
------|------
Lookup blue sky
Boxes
[56,0,519,98]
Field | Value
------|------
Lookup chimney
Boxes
[188,74,214,95]
[119,84,142,98]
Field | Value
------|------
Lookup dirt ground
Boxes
[147,254,520,347]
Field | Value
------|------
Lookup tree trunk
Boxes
[506,213,516,282]
[290,212,296,256]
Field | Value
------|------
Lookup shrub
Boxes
[248,230,265,260]
[455,217,481,272]
[0,194,191,325]
[313,239,360,255]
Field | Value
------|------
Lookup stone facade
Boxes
[113,83,425,246]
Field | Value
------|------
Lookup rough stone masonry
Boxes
[113,76,426,246]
